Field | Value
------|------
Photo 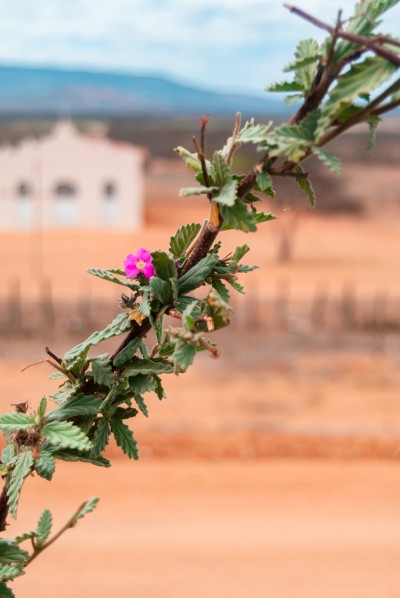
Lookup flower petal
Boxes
[136,248,151,261]
[142,263,155,279]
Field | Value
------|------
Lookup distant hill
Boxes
[0,65,288,118]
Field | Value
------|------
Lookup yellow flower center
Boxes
[136,259,146,270]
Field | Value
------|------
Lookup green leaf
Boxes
[75,496,99,522]
[50,383,81,405]
[128,373,155,395]
[172,340,196,371]
[132,395,148,417]
[42,421,92,451]
[267,118,316,162]
[266,80,305,93]
[211,279,230,303]
[179,186,218,197]
[151,251,178,282]
[49,450,110,467]
[150,277,173,305]
[0,565,24,583]
[138,288,151,317]
[231,244,250,264]
[178,254,219,294]
[169,223,201,259]
[111,419,139,459]
[13,532,37,545]
[284,52,321,74]
[87,268,139,291]
[256,171,274,195]
[0,583,16,597]
[7,451,34,518]
[294,166,316,208]
[91,358,114,387]
[253,211,276,224]
[63,313,130,371]
[236,119,273,143]
[367,115,381,150]
[152,375,165,400]
[0,413,35,431]
[90,418,110,458]
[220,201,257,233]
[0,540,29,564]
[112,338,143,367]
[212,178,238,207]
[174,146,211,173]
[211,151,231,185]
[206,288,231,330]
[291,39,321,92]
[124,357,174,377]
[36,509,52,547]
[312,147,342,174]
[37,397,47,418]
[46,395,102,421]
[1,446,15,467]
[35,449,55,481]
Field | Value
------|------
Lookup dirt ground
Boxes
[2,158,400,597]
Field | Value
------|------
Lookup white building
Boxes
[0,121,147,230]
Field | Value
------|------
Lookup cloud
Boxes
[0,0,399,94]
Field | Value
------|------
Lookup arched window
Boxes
[103,182,117,200]
[53,181,79,226]
[16,182,33,197]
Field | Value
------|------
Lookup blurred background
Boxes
[1,1,400,596]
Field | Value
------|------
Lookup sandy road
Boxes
[9,459,400,598]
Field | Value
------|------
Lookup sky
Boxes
[0,0,399,96]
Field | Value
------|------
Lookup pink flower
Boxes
[123,248,155,279]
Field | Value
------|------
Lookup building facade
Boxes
[0,121,147,230]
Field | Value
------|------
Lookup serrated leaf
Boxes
[50,384,80,405]
[7,451,34,518]
[152,375,165,400]
[132,395,148,417]
[35,449,55,481]
[266,81,305,93]
[236,119,273,143]
[0,564,24,583]
[91,358,114,387]
[138,288,151,317]
[112,338,143,367]
[75,496,99,522]
[212,178,238,207]
[294,166,316,208]
[206,288,231,330]
[0,583,15,597]
[150,277,173,305]
[211,151,231,185]
[12,532,36,545]
[128,373,155,395]
[284,52,321,74]
[312,147,342,174]
[63,313,130,371]
[179,186,218,197]
[1,446,15,467]
[90,418,110,458]
[50,450,110,467]
[256,171,274,194]
[292,39,321,92]
[211,279,230,303]
[231,244,250,264]
[220,201,257,233]
[253,211,276,224]
[178,254,219,294]
[0,540,29,565]
[172,339,196,371]
[151,251,178,282]
[42,421,92,451]
[169,223,201,259]
[37,397,47,418]
[36,509,52,547]
[124,357,174,377]
[46,395,102,421]
[87,268,140,291]
[111,419,139,459]
[0,414,35,431]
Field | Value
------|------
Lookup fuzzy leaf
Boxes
[0,540,29,564]
[172,340,196,371]
[0,582,16,597]
[211,151,231,185]
[236,120,273,143]
[34,449,55,481]
[169,223,201,259]
[151,251,178,282]
[312,147,342,174]
[1,446,15,467]
[36,509,52,547]
[0,565,24,582]
[0,414,35,431]
[150,277,173,305]
[367,115,381,150]
[178,254,219,294]
[179,186,218,197]
[128,373,155,395]
[7,451,34,518]
[138,288,151,317]
[132,395,148,417]
[42,421,92,451]
[75,496,99,522]
[253,211,276,224]
[212,178,238,207]
[46,395,102,421]
[292,39,321,92]
[174,146,211,173]
[63,313,130,370]
[266,81,305,93]
[124,357,174,377]
[111,419,139,459]
[220,201,257,233]
[50,450,110,467]
[294,166,316,208]
[90,418,110,458]
[91,358,114,387]
[37,397,47,418]
[87,268,140,291]
[112,338,143,367]
[256,171,274,195]
[211,279,230,303]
